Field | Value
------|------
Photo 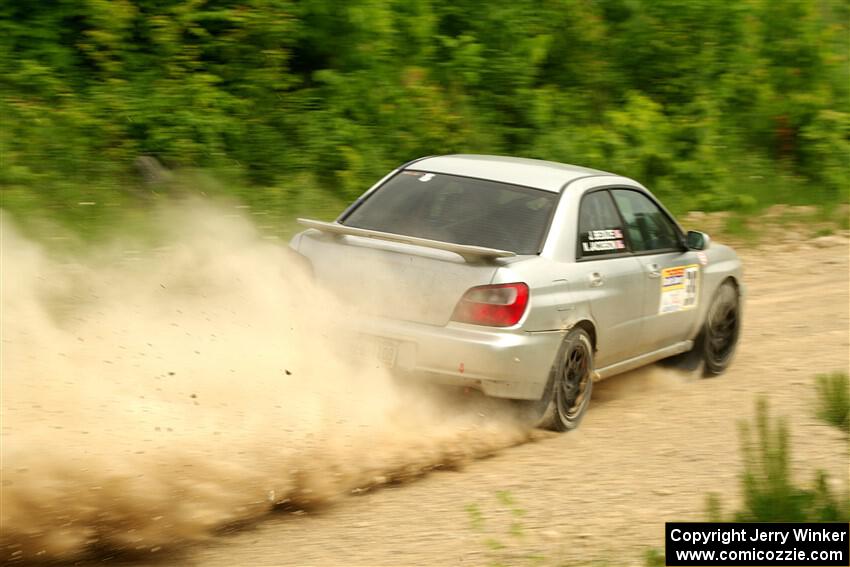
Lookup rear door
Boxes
[610,189,703,352]
[572,190,646,368]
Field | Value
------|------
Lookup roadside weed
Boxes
[706,396,849,523]
[814,372,849,433]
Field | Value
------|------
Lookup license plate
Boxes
[353,335,398,369]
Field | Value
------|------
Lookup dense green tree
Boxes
[1,0,847,219]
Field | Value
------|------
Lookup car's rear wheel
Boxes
[700,280,740,376]
[524,328,594,432]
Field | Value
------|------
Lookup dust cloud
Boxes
[0,204,535,563]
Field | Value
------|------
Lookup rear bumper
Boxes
[354,317,563,400]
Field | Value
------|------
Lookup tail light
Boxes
[451,283,530,327]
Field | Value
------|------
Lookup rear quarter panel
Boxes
[491,257,575,332]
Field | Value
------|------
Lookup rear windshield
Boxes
[341,171,558,254]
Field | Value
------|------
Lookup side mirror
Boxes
[686,230,711,251]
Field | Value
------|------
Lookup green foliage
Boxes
[708,397,849,523]
[704,492,723,523]
[722,213,759,245]
[643,548,666,567]
[1,0,848,223]
[815,372,850,433]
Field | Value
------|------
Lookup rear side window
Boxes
[577,190,627,258]
[342,171,558,254]
[611,189,681,253]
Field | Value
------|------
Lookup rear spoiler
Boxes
[297,218,516,263]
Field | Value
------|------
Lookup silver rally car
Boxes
[290,155,743,431]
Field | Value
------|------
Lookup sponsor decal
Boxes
[697,251,708,266]
[660,264,700,314]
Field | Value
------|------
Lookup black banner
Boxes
[666,522,849,566]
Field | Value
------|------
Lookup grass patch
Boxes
[722,212,759,244]
[708,397,849,523]
[815,372,850,433]
[643,548,666,567]
[1,168,349,245]
[813,226,835,237]
[465,491,544,567]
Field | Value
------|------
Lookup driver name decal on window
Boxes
[581,229,626,255]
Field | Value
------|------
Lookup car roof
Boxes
[407,154,615,193]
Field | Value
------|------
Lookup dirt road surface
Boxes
[14,228,841,566]
[115,236,842,567]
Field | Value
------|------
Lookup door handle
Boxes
[589,272,604,287]
[647,263,661,278]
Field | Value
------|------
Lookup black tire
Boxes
[523,328,594,432]
[700,280,740,376]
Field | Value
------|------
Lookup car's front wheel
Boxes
[523,328,594,432]
[700,280,741,376]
